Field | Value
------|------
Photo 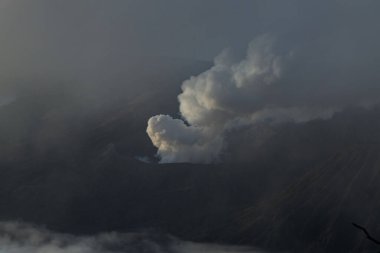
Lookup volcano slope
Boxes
[224,108,380,253]
[0,59,380,252]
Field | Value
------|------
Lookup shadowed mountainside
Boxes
[0,59,380,252]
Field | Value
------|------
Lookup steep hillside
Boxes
[0,58,380,252]
[230,109,380,252]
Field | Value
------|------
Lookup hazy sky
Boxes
[1,0,378,64]
[0,1,379,99]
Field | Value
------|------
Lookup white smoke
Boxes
[147,115,223,163]
[147,34,380,163]
[0,221,263,253]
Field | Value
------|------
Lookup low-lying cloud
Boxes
[147,33,380,163]
[0,221,263,253]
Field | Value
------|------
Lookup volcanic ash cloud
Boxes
[147,35,380,164]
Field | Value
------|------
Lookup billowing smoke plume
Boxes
[0,221,262,253]
[147,34,380,163]
[147,115,223,163]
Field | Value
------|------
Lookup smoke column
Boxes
[147,34,380,163]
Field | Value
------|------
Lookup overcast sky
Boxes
[0,0,379,99]
[0,0,378,63]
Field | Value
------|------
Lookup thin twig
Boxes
[352,222,380,245]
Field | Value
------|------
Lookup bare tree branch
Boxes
[352,222,380,245]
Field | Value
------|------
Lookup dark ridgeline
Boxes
[1,59,380,253]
